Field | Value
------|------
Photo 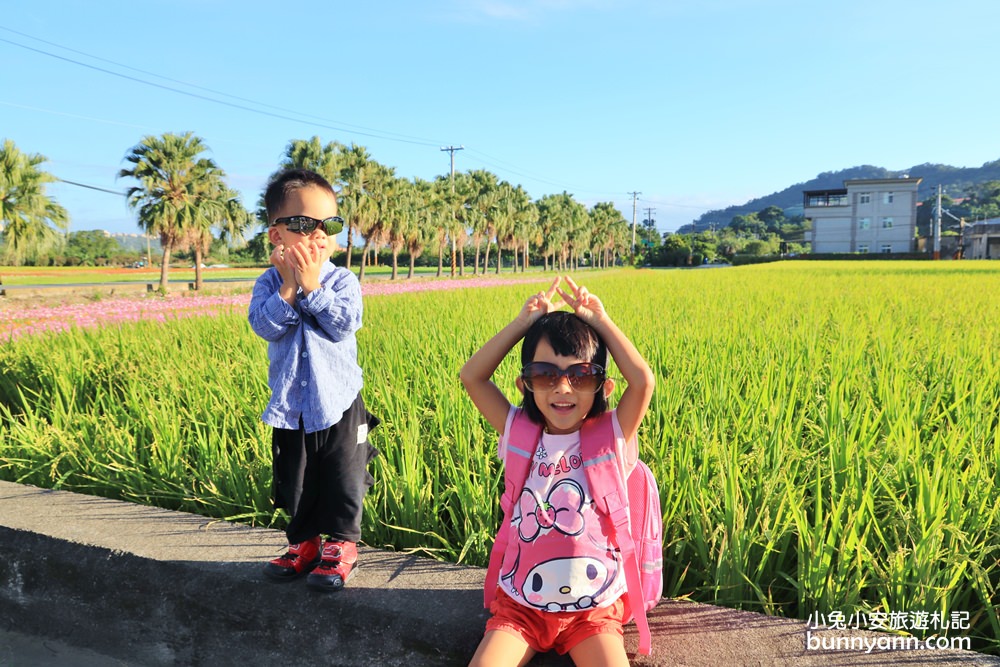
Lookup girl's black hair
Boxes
[519,311,608,424]
[263,168,336,220]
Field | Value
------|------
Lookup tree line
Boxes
[0,134,637,289]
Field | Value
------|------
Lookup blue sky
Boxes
[3,0,999,238]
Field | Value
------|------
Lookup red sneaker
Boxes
[306,540,358,592]
[262,536,322,580]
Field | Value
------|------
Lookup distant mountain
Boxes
[679,159,1000,233]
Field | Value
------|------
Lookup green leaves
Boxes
[0,138,69,265]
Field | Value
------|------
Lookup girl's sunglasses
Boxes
[271,215,344,235]
[520,362,606,393]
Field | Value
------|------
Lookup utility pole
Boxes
[441,146,464,277]
[933,184,942,260]
[628,191,641,264]
[642,207,656,253]
[441,145,464,181]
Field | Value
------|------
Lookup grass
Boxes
[0,261,997,651]
[0,263,506,287]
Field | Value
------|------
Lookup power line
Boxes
[0,27,721,220]
[0,31,444,148]
[0,25,429,142]
[56,178,124,196]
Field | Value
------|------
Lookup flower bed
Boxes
[0,276,540,340]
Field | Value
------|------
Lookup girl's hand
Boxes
[516,276,562,327]
[557,276,607,326]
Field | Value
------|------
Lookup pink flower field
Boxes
[0,276,540,341]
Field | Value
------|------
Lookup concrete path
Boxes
[0,480,996,666]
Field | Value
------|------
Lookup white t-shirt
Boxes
[496,407,637,612]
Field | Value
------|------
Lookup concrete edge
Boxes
[0,481,996,667]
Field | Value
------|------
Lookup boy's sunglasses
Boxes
[520,362,606,393]
[271,215,344,235]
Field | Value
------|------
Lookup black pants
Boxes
[271,393,380,544]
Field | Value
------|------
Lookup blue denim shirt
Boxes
[248,263,363,433]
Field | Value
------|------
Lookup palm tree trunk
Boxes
[459,248,465,276]
[474,243,482,275]
[483,241,491,275]
[391,249,399,280]
[194,246,203,290]
[345,223,355,269]
[408,256,416,279]
[358,241,371,282]
[436,244,443,278]
[495,246,502,274]
[450,235,456,278]
[159,243,172,292]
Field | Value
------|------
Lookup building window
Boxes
[880,244,892,254]
[807,193,849,207]
[883,192,894,204]
[882,217,894,229]
[858,244,869,253]
[858,217,871,230]
[859,192,871,204]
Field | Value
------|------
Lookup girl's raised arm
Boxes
[460,278,561,435]
[557,277,654,444]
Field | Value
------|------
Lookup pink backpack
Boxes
[484,410,663,655]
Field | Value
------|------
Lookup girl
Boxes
[460,276,655,667]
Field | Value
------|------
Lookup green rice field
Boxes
[1,262,998,651]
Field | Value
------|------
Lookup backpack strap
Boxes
[581,413,653,655]
[484,409,541,608]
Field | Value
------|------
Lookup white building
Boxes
[804,177,922,254]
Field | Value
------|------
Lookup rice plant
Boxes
[1,262,997,651]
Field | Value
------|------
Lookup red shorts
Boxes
[485,588,626,655]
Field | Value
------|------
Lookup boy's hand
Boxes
[557,276,607,326]
[271,245,297,285]
[516,275,562,327]
[289,242,325,295]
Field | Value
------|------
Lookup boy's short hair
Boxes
[264,168,336,221]
[519,311,609,424]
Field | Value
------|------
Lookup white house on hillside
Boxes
[804,177,922,254]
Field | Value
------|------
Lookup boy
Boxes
[248,168,379,592]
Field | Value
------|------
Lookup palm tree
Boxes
[356,163,395,283]
[463,169,501,274]
[119,132,223,292]
[339,143,375,270]
[281,136,344,183]
[514,188,539,272]
[452,173,475,277]
[565,198,590,271]
[536,193,577,271]
[492,182,516,274]
[0,139,69,266]
[433,175,463,278]
[590,202,627,268]
[495,183,535,274]
[408,178,437,279]
[185,182,252,290]
[386,177,415,280]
